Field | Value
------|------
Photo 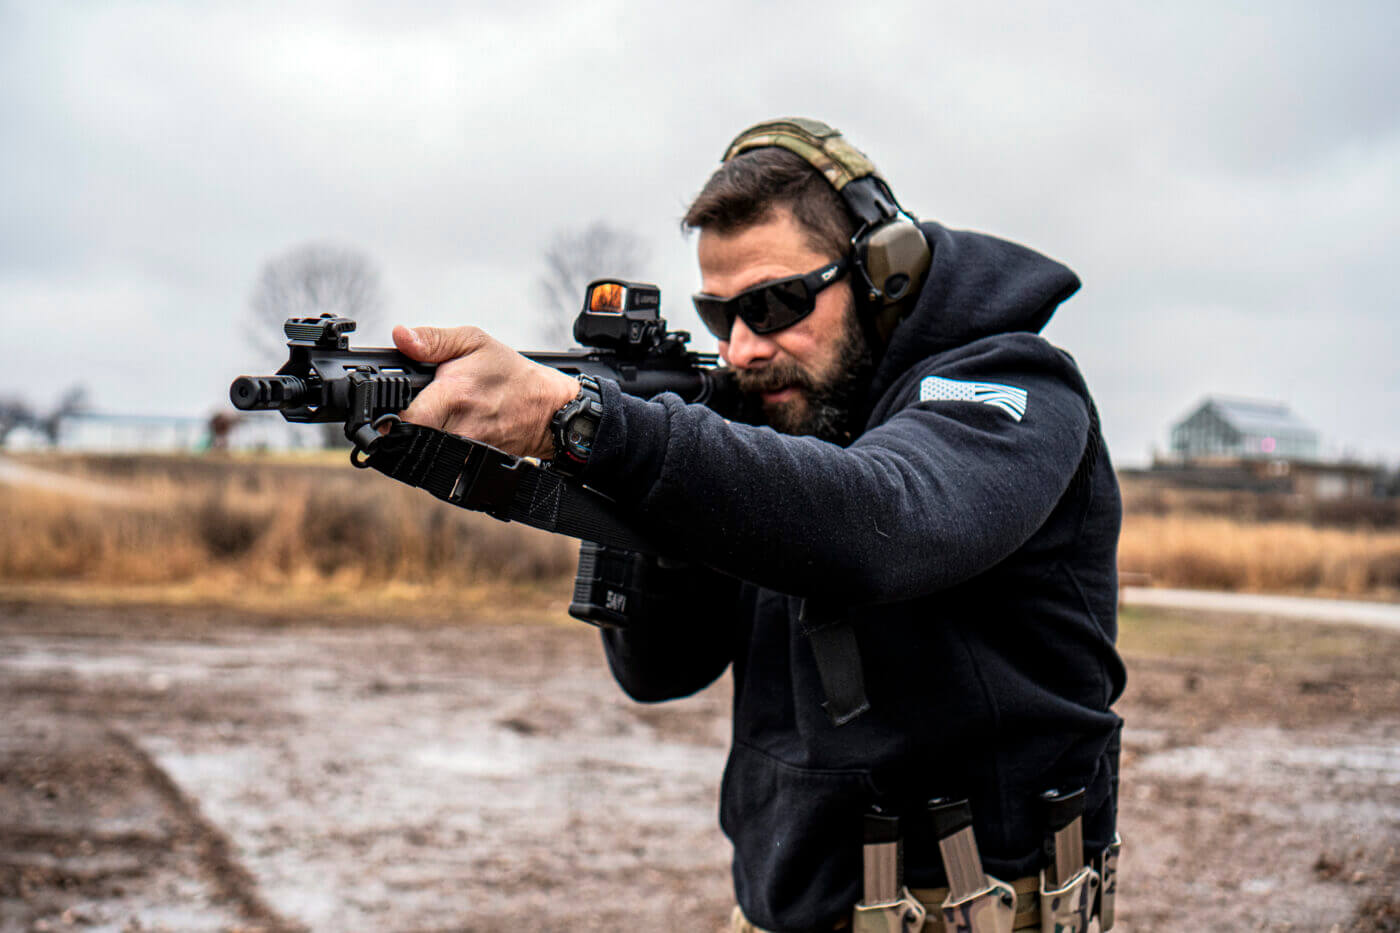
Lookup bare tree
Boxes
[538,223,650,345]
[0,397,34,447]
[35,387,88,446]
[0,388,87,447]
[248,242,386,363]
[249,243,385,447]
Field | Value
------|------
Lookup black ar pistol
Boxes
[230,280,739,453]
[231,281,747,628]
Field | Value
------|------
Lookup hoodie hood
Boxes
[869,221,1081,401]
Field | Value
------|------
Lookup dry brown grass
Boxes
[0,453,578,615]
[4,455,1398,609]
[1118,516,1400,599]
[1116,474,1400,598]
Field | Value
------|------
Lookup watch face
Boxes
[554,376,602,472]
[565,413,597,452]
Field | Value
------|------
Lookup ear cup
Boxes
[859,217,932,303]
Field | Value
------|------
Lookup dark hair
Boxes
[682,148,857,260]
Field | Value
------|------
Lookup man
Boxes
[393,119,1125,933]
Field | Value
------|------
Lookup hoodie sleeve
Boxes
[579,333,1093,605]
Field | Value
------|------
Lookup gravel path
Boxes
[1122,586,1400,631]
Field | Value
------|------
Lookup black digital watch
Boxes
[550,374,604,475]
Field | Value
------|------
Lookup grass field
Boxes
[1117,514,1400,599]
[0,452,579,616]
[2,452,1398,609]
[1116,477,1400,599]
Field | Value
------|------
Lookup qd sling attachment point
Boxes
[854,810,926,933]
[1038,788,1099,933]
[928,799,1016,933]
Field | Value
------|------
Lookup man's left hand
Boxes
[392,324,581,460]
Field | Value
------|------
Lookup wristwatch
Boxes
[550,374,604,475]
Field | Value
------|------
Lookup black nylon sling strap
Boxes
[798,600,872,726]
[357,420,660,555]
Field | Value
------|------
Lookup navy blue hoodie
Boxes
[578,222,1125,933]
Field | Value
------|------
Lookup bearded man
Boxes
[394,119,1125,933]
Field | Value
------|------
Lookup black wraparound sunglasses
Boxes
[692,256,849,340]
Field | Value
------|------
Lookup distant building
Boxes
[1154,396,1379,500]
[1282,460,1377,500]
[1169,396,1318,461]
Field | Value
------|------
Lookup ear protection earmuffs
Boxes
[721,118,932,341]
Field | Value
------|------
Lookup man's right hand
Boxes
[392,324,581,461]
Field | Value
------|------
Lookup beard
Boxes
[733,307,874,444]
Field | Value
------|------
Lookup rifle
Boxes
[230,279,738,452]
[230,280,740,622]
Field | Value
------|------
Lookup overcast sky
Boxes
[2,1,1396,466]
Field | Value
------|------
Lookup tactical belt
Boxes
[737,865,1111,933]
[910,876,1042,930]
[732,877,1041,933]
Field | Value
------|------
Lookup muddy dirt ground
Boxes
[1,600,1397,932]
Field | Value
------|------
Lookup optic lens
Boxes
[589,283,625,313]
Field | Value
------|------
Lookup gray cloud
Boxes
[1,0,1396,465]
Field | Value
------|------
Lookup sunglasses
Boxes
[692,256,849,340]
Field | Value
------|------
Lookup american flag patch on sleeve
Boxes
[918,376,1028,422]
